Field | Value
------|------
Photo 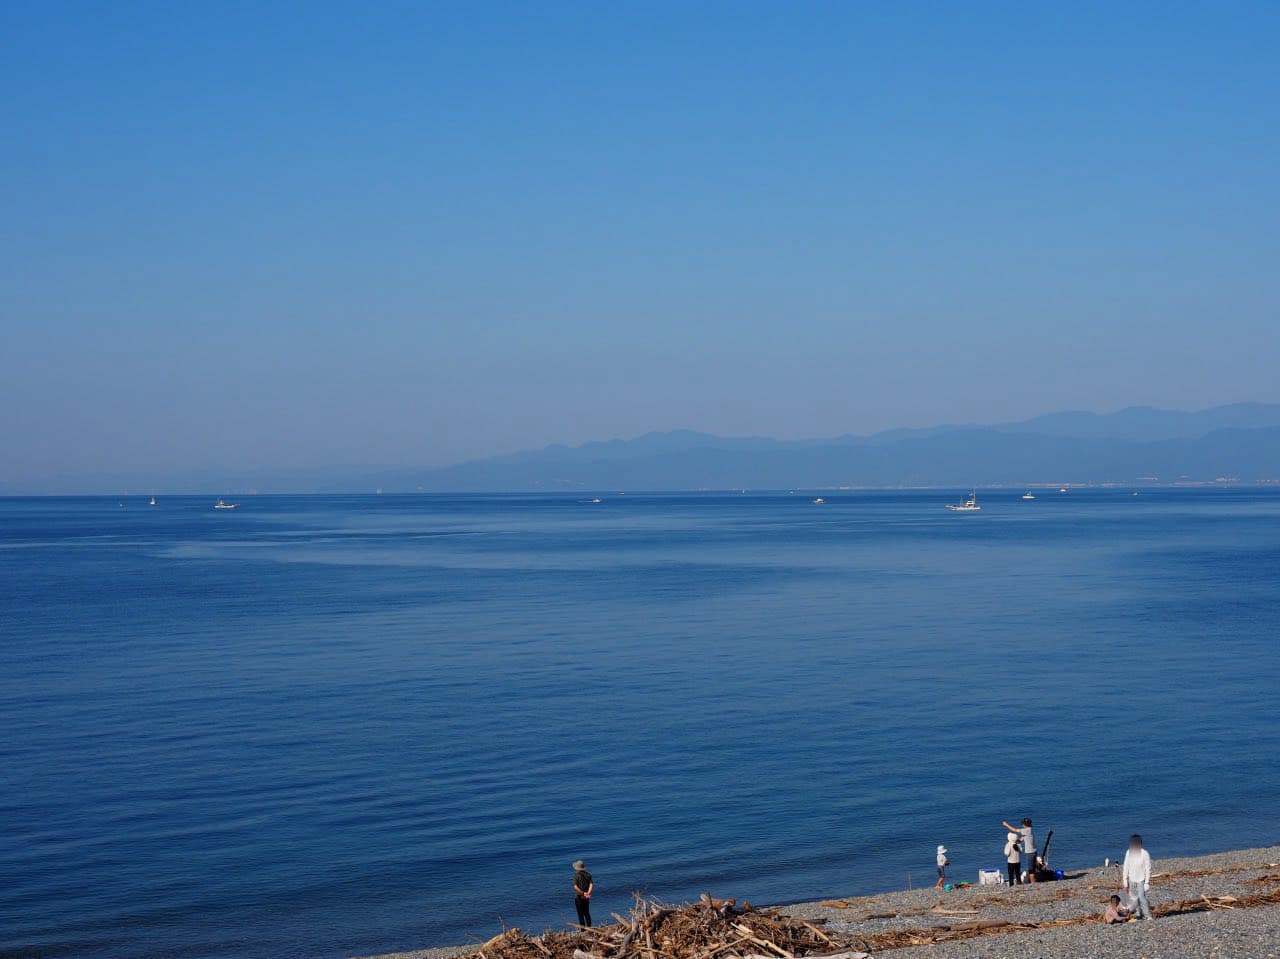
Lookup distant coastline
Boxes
[7,403,1280,496]
[5,481,1280,497]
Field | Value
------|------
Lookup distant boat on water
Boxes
[214,499,239,510]
[149,496,157,507]
[1022,491,1036,500]
[946,491,981,512]
[1059,487,1069,493]
[813,497,825,505]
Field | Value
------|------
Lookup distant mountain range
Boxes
[10,402,1280,495]
[406,403,1280,492]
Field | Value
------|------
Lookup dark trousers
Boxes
[1007,862,1021,885]
[575,896,592,927]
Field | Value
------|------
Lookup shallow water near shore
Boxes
[2,489,1279,959]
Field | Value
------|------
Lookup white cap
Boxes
[937,845,947,853]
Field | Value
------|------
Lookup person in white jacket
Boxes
[1122,834,1153,920]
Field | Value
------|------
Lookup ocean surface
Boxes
[3,490,1280,959]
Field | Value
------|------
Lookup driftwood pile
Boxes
[467,896,870,959]
[464,882,1280,959]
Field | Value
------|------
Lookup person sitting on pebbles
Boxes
[1104,894,1131,924]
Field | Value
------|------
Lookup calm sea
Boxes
[2,490,1279,958]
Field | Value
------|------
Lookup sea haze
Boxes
[10,403,1280,495]
[2,491,1279,958]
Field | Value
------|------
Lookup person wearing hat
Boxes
[1003,831,1022,885]
[572,860,594,927]
[935,845,950,888]
[1002,818,1037,881]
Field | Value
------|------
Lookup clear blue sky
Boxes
[3,1,1278,480]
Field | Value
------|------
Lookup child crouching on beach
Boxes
[1104,894,1131,924]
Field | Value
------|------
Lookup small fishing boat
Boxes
[813,497,825,505]
[591,498,602,504]
[946,491,981,512]
[214,499,240,510]
[1059,487,1068,493]
[1022,491,1035,500]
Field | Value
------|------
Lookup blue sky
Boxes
[3,1,1278,479]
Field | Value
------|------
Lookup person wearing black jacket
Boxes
[572,860,594,927]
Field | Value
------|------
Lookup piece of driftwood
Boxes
[481,930,522,950]
[796,921,831,944]
[732,923,794,958]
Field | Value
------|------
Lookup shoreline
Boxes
[357,845,1280,959]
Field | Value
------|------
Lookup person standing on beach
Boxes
[1003,831,1022,885]
[1122,835,1153,920]
[1001,818,1036,881]
[935,845,949,887]
[572,860,594,927]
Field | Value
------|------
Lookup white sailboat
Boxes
[149,496,157,507]
[946,491,981,512]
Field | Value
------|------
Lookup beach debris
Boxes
[456,884,1280,959]
[459,895,872,959]
[847,887,1280,951]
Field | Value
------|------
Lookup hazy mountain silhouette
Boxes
[9,404,1280,493]
[403,404,1280,492]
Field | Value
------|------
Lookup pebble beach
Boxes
[361,846,1280,959]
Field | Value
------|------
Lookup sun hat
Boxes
[937,845,947,854]
[573,860,586,870]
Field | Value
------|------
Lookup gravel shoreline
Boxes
[358,845,1280,959]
